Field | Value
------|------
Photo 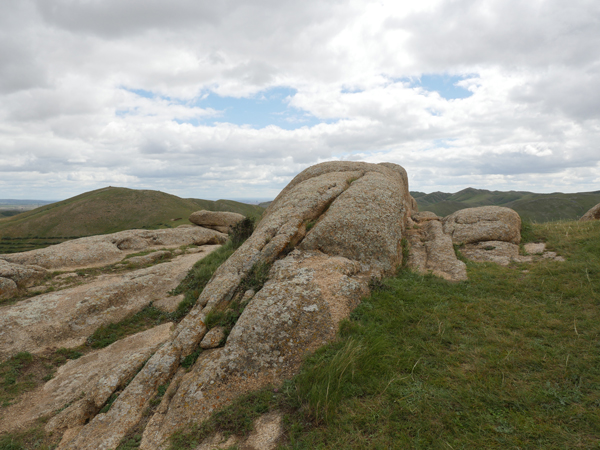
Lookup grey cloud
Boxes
[399,0,600,70]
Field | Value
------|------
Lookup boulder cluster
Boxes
[0,161,573,450]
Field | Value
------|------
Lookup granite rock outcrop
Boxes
[56,161,414,450]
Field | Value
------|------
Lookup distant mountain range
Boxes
[412,188,600,222]
[0,187,264,240]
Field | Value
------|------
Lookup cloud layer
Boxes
[1,0,599,200]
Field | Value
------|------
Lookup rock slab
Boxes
[443,206,521,245]
[189,211,245,234]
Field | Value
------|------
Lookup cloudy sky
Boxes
[1,0,599,201]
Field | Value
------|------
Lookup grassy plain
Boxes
[169,219,600,450]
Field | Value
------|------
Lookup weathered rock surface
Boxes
[407,219,467,281]
[57,161,412,450]
[0,323,173,435]
[0,251,215,362]
[200,327,225,349]
[443,206,521,245]
[0,259,47,287]
[194,411,282,450]
[189,211,245,234]
[0,227,226,271]
[580,203,600,222]
[460,241,520,266]
[0,277,18,299]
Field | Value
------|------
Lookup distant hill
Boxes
[0,187,264,240]
[412,188,600,222]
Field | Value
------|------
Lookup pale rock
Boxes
[407,220,467,282]
[580,203,600,222]
[189,211,245,234]
[200,327,225,349]
[412,211,439,222]
[0,227,226,271]
[460,241,520,266]
[125,250,172,266]
[59,161,411,450]
[0,252,212,362]
[154,294,184,314]
[244,411,283,450]
[443,206,522,245]
[524,243,546,254]
[0,323,172,435]
[0,277,17,299]
[0,259,47,287]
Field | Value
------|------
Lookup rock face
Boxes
[56,161,413,450]
[0,251,216,361]
[0,323,173,435]
[406,216,467,281]
[0,260,47,290]
[443,206,521,245]
[0,227,226,271]
[189,211,245,234]
[580,203,600,222]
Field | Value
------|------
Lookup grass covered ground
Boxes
[2,219,599,449]
[170,219,600,450]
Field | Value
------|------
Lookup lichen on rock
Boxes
[55,161,414,450]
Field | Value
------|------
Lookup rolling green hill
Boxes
[0,187,263,252]
[412,188,600,222]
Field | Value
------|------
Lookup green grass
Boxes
[1,349,83,409]
[168,219,600,449]
[0,186,263,240]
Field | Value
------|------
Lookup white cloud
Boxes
[0,0,598,200]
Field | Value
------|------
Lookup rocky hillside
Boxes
[0,187,263,252]
[412,187,600,222]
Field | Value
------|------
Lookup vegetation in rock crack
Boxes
[1,349,83,409]
[0,425,59,450]
[229,216,256,248]
[86,304,170,349]
[169,220,600,449]
[169,388,278,449]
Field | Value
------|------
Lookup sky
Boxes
[1,0,599,201]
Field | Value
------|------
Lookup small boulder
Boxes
[580,203,600,222]
[189,211,245,234]
[443,206,521,245]
[200,326,226,349]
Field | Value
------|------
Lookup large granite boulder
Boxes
[580,203,600,222]
[57,161,413,450]
[189,211,245,234]
[442,206,521,245]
